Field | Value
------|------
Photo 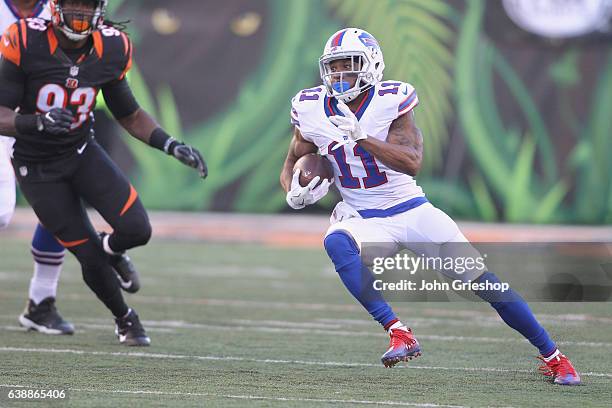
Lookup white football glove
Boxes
[328,100,367,149]
[286,169,333,210]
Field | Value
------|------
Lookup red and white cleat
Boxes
[381,327,421,368]
[538,350,581,385]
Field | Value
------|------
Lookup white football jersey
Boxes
[0,1,50,155]
[0,0,50,34]
[291,81,424,211]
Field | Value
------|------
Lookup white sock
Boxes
[543,349,560,362]
[29,260,63,304]
[102,234,120,256]
[388,321,408,332]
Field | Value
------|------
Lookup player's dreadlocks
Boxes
[104,18,130,32]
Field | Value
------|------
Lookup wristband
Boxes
[149,128,179,154]
[15,114,43,135]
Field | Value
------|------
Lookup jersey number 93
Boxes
[36,84,96,131]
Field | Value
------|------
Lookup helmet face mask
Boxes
[319,28,385,103]
[51,0,108,42]
[320,53,370,103]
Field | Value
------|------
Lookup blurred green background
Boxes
[93,0,611,224]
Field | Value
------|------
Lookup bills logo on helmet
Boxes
[358,32,380,49]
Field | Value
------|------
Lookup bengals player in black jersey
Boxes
[0,0,207,346]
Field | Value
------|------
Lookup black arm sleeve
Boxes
[102,78,140,120]
[0,59,25,110]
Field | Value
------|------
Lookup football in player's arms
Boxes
[293,153,334,187]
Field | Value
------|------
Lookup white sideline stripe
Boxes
[2,316,611,348]
[1,325,29,332]
[3,291,612,324]
[1,347,611,379]
[72,323,174,333]
[1,312,604,330]
[0,385,466,408]
[156,320,612,348]
[1,324,174,334]
[317,314,612,326]
[65,294,612,323]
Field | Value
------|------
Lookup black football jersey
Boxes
[0,18,133,162]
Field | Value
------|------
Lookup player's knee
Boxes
[0,210,14,230]
[134,216,152,246]
[324,231,359,266]
[118,213,152,247]
[131,217,152,246]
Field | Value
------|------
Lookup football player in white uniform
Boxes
[0,0,138,335]
[281,28,580,385]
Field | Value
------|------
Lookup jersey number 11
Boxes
[328,142,388,189]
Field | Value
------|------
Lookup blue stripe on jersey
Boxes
[358,196,428,219]
[354,87,375,120]
[323,95,334,117]
[398,91,417,112]
[323,87,375,120]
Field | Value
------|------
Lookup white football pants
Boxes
[326,201,485,282]
[0,136,16,230]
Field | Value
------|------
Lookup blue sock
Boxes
[324,231,397,328]
[475,272,556,357]
[32,223,64,253]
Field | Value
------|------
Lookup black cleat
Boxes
[100,232,141,293]
[114,309,150,346]
[110,252,140,293]
[18,298,74,335]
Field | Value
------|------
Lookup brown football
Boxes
[293,153,334,187]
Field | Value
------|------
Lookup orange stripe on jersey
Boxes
[120,32,129,55]
[119,38,133,80]
[47,28,58,54]
[19,20,27,49]
[119,184,138,216]
[0,23,22,66]
[57,237,89,248]
[92,31,104,58]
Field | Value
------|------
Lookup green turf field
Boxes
[0,237,610,407]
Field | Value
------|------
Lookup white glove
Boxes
[328,100,367,149]
[286,169,333,210]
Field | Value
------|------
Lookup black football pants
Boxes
[13,141,151,317]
